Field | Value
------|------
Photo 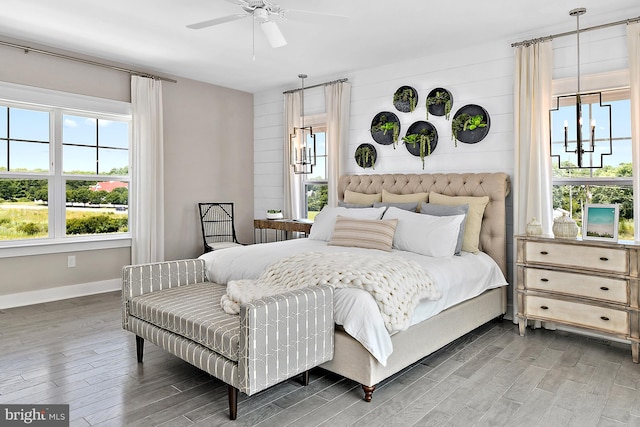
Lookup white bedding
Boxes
[198,239,507,366]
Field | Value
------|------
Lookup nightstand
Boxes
[516,235,640,363]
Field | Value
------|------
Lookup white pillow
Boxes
[382,206,465,257]
[308,206,387,241]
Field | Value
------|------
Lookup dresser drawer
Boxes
[526,295,628,335]
[524,268,628,303]
[525,241,627,274]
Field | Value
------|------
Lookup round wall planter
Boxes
[451,104,491,144]
[393,86,418,113]
[354,143,377,169]
[426,87,453,119]
[370,111,400,146]
[403,121,438,169]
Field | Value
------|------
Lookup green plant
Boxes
[402,130,435,169]
[451,113,487,146]
[371,115,400,147]
[355,145,376,169]
[426,90,452,120]
[17,222,41,235]
[267,209,281,214]
[393,88,417,112]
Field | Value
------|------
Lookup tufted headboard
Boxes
[338,173,511,276]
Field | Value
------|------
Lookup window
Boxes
[551,89,633,239]
[0,87,131,245]
[301,115,328,220]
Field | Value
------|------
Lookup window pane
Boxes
[553,184,634,240]
[305,183,327,220]
[98,148,128,175]
[314,132,326,156]
[0,140,6,171]
[63,115,96,146]
[10,141,49,172]
[0,179,49,240]
[99,120,128,149]
[66,180,128,236]
[0,106,7,139]
[64,145,96,174]
[9,108,49,142]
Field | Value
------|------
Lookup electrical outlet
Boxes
[67,255,76,268]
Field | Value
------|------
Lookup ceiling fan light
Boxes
[261,20,287,48]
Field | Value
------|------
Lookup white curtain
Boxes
[325,81,352,207]
[131,75,164,264]
[628,22,640,241]
[283,91,303,219]
[513,41,554,237]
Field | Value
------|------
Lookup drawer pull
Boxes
[540,306,549,310]
[540,251,549,255]
[540,278,549,282]
[600,316,610,321]
[599,257,609,261]
[600,286,609,291]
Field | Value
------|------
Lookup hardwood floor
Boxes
[1,291,639,426]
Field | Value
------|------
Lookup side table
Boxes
[253,219,313,243]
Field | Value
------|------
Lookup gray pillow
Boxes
[338,201,374,208]
[374,202,419,212]
[420,202,469,255]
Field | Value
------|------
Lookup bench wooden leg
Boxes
[228,385,238,420]
[300,370,310,386]
[362,384,376,402]
[136,336,144,363]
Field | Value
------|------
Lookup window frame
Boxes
[0,81,132,255]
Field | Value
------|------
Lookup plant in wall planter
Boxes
[370,114,400,148]
[354,143,377,169]
[402,128,436,170]
[426,88,453,120]
[451,104,491,145]
[393,86,418,113]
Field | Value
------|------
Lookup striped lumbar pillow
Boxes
[328,216,398,251]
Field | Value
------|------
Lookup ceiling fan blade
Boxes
[224,0,248,5]
[261,20,287,48]
[186,14,247,30]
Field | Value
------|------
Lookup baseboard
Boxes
[0,278,120,309]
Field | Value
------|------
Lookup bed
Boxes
[199,172,510,401]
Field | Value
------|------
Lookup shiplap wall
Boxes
[254,39,515,219]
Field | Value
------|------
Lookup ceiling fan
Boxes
[187,0,346,48]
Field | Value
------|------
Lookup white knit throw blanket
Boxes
[221,252,441,333]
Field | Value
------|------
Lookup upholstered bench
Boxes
[122,259,334,420]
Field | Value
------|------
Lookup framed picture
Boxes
[583,204,619,241]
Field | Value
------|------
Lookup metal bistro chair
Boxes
[198,202,243,253]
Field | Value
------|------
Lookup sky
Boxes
[1,107,129,174]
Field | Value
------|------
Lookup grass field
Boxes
[0,203,127,240]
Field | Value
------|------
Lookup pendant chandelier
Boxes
[290,74,317,174]
[550,7,613,169]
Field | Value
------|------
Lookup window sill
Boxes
[0,235,132,259]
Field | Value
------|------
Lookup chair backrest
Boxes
[198,202,238,252]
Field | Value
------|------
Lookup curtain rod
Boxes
[511,15,640,47]
[0,40,178,83]
[283,78,348,94]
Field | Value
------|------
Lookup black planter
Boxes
[426,87,453,118]
[393,86,418,113]
[452,104,491,144]
[370,111,400,146]
[404,121,438,158]
[355,143,377,169]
